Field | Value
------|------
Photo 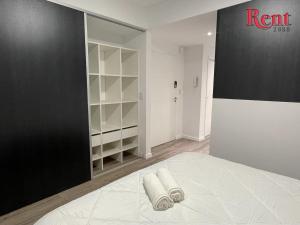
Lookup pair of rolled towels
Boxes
[143,168,184,211]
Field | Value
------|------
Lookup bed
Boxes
[35,152,300,225]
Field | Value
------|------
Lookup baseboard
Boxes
[176,134,183,139]
[143,152,153,159]
[182,134,205,142]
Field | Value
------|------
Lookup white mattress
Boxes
[35,153,300,225]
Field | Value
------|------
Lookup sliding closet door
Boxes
[0,0,90,215]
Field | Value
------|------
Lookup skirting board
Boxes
[143,152,153,159]
[176,134,183,139]
[182,135,205,142]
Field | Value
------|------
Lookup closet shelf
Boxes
[91,129,101,135]
[90,103,100,106]
[122,74,138,77]
[103,154,122,172]
[93,159,102,175]
[122,124,138,129]
[123,154,139,163]
[123,148,139,163]
[102,124,121,133]
[101,101,121,105]
[122,100,138,103]
[103,148,122,158]
[92,154,102,161]
[101,74,120,77]
[122,143,138,151]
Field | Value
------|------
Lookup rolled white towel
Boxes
[157,168,184,202]
[143,173,174,211]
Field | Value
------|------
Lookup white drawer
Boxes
[102,131,121,144]
[91,135,101,147]
[122,127,138,139]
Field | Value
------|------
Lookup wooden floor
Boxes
[0,138,209,225]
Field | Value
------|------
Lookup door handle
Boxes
[174,97,177,102]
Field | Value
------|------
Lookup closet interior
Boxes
[86,15,142,177]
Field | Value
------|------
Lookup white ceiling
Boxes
[151,11,217,47]
[50,0,249,29]
[124,0,167,7]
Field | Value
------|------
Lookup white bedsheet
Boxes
[35,153,300,225]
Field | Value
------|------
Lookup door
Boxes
[0,0,90,215]
[151,50,179,147]
[204,59,215,136]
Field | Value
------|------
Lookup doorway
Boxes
[150,11,217,148]
[150,46,183,147]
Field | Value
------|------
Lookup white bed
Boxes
[35,152,300,225]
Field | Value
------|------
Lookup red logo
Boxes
[247,8,291,30]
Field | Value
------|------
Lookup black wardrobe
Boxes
[0,0,91,215]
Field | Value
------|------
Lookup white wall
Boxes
[182,39,216,141]
[124,32,152,159]
[150,40,184,147]
[211,99,300,179]
[199,40,216,138]
[182,45,203,140]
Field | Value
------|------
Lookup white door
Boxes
[150,50,179,147]
[204,59,215,136]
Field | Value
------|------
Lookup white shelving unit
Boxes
[100,45,121,75]
[101,76,121,104]
[122,77,138,102]
[122,49,138,76]
[89,76,100,104]
[101,103,121,132]
[90,105,101,135]
[87,41,139,177]
[122,102,138,128]
[88,43,99,74]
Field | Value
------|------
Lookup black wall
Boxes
[214,0,300,102]
[0,0,90,215]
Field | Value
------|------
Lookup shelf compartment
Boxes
[102,140,121,157]
[101,104,121,132]
[103,153,121,171]
[102,130,121,144]
[90,105,101,134]
[101,76,121,103]
[89,76,100,105]
[122,77,138,102]
[100,45,121,75]
[93,159,102,175]
[123,147,139,164]
[121,49,138,76]
[122,127,138,139]
[91,134,101,147]
[122,102,138,128]
[88,43,99,74]
[92,146,102,161]
[122,136,138,151]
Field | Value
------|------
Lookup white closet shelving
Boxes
[101,76,121,104]
[101,103,121,132]
[121,49,138,76]
[87,41,139,177]
[88,43,99,74]
[100,45,120,75]
[122,102,138,128]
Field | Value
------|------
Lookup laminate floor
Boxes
[0,138,209,225]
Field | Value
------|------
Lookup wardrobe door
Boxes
[0,0,90,215]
